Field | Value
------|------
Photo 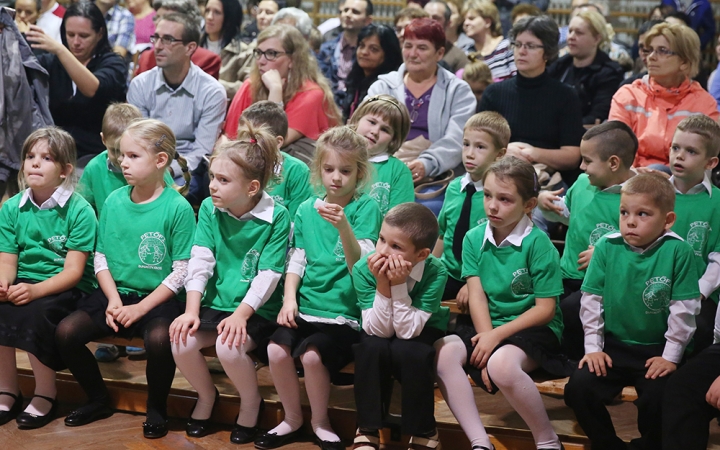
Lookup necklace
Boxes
[408,90,432,123]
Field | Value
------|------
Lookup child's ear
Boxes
[415,247,431,262]
[524,197,538,214]
[276,135,285,149]
[156,152,169,169]
[100,132,106,147]
[496,147,507,159]
[248,179,261,197]
[705,156,719,171]
[664,210,677,231]
[61,163,74,179]
[608,155,621,171]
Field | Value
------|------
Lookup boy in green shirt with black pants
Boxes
[538,121,637,360]
[352,203,448,450]
[565,173,703,450]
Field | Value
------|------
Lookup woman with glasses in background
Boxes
[609,22,719,170]
[223,24,341,164]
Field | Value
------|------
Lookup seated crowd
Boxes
[3,1,720,450]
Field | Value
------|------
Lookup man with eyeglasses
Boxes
[127,12,226,182]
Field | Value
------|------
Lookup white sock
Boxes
[435,336,492,449]
[171,330,218,420]
[487,345,560,449]
[25,353,56,416]
[267,342,303,436]
[0,346,19,412]
[216,335,263,427]
[301,346,339,443]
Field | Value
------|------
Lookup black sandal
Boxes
[0,391,24,426]
[16,394,57,429]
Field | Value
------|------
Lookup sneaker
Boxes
[126,346,146,356]
[94,344,120,362]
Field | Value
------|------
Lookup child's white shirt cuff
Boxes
[361,292,394,338]
[162,260,189,294]
[663,298,701,363]
[286,248,307,277]
[94,252,108,274]
[242,270,282,311]
[699,252,720,299]
[580,291,605,354]
[185,245,216,293]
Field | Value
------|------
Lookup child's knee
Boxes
[267,341,291,363]
[300,345,323,368]
[214,339,249,363]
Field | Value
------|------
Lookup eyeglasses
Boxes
[149,34,184,46]
[639,46,677,58]
[253,48,290,61]
[510,41,544,51]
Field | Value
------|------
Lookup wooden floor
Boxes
[8,347,720,449]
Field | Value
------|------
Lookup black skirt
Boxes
[76,287,181,340]
[454,316,574,393]
[269,317,360,375]
[0,280,81,370]
[198,307,278,363]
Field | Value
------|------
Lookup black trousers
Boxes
[353,327,444,436]
[690,298,718,357]
[560,279,584,361]
[662,343,720,450]
[564,337,667,450]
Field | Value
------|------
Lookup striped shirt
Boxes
[466,38,517,82]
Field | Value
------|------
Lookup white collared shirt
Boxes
[460,172,484,193]
[369,153,390,163]
[669,173,713,197]
[482,214,534,249]
[19,186,74,210]
[217,190,275,223]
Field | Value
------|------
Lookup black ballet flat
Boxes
[0,391,24,426]
[143,420,169,439]
[254,428,304,449]
[186,388,220,438]
[64,402,114,427]
[16,395,57,429]
[315,437,346,450]
[230,399,265,444]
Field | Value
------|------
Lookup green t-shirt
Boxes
[369,156,415,216]
[438,176,487,281]
[560,174,622,281]
[0,191,98,293]
[353,253,450,331]
[97,186,196,296]
[77,150,174,217]
[462,223,564,341]
[267,152,312,219]
[581,233,703,346]
[293,194,382,321]
[193,197,290,320]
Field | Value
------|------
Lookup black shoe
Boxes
[0,391,24,426]
[315,437,345,450]
[143,420,168,439]
[16,395,57,429]
[186,388,219,437]
[230,398,265,444]
[64,402,114,427]
[255,428,304,449]
[471,445,495,450]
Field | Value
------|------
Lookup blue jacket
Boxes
[662,0,715,49]
[317,33,347,107]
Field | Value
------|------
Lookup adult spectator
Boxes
[342,24,402,120]
[547,8,623,125]
[478,15,584,187]
[14,0,42,38]
[424,0,468,73]
[200,0,253,99]
[511,3,541,25]
[496,0,548,36]
[127,0,156,53]
[95,0,135,58]
[128,12,226,176]
[609,22,719,168]
[271,6,313,40]
[461,0,516,81]
[318,0,373,107]
[707,35,720,110]
[27,1,127,160]
[254,0,280,39]
[224,24,342,164]
[661,0,715,49]
[368,18,475,181]
[444,0,464,45]
[36,0,65,42]
[135,0,221,80]
[622,19,664,86]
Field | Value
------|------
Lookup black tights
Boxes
[55,311,175,423]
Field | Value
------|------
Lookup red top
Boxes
[224,79,334,140]
[52,3,66,18]
[134,47,221,80]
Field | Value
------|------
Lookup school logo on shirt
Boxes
[687,221,710,257]
[272,195,285,207]
[138,232,166,269]
[477,218,488,227]
[511,268,532,297]
[241,249,260,281]
[47,235,67,261]
[642,276,672,313]
[369,182,391,215]
[334,237,345,261]
[589,223,617,246]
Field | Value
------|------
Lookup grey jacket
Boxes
[367,63,476,177]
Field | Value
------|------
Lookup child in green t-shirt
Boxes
[666,115,720,354]
[352,203,449,450]
[240,101,312,219]
[348,94,414,217]
[537,121,637,360]
[433,111,509,306]
[435,157,570,450]
[169,124,290,444]
[256,127,381,450]
[0,128,97,429]
[56,120,196,439]
[565,173,703,450]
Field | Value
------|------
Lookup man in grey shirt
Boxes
[127,12,226,178]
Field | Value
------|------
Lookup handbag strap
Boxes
[414,170,454,200]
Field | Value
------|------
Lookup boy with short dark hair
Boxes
[352,203,449,450]
[565,173,703,450]
[538,120,637,360]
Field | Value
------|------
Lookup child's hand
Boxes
[538,188,565,214]
[277,301,298,328]
[480,367,493,393]
[368,252,388,279]
[317,203,349,229]
[706,375,720,409]
[386,255,412,285]
[7,283,37,305]
[577,246,595,271]
[469,330,501,368]
[112,304,145,329]
[169,313,201,345]
[456,284,470,314]
[578,351,613,376]
[645,356,676,379]
[218,312,248,347]
[105,300,122,332]
[0,280,9,301]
